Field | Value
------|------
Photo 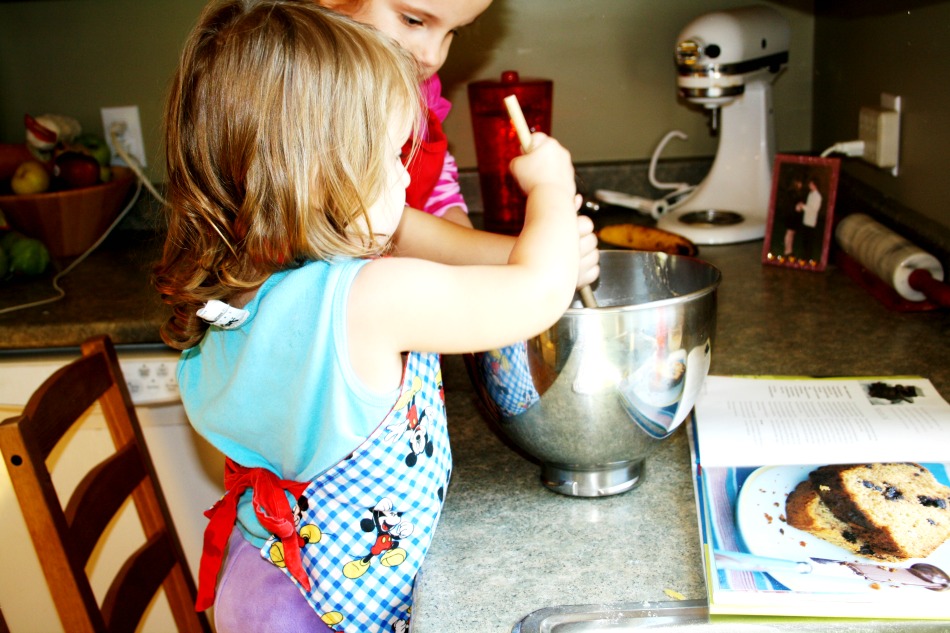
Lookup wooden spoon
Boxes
[503,95,598,309]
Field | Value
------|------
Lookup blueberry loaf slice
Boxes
[785,479,898,561]
[809,463,950,560]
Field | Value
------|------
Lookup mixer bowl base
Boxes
[540,459,645,497]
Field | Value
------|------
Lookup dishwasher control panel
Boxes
[0,349,182,409]
[120,358,180,405]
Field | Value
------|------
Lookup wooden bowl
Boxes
[0,166,137,257]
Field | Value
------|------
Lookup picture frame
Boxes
[762,154,840,271]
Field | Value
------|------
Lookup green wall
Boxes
[0,0,814,180]
[0,1,204,175]
[438,1,814,168]
[812,1,950,233]
[7,0,947,234]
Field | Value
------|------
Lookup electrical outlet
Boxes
[858,93,901,176]
[101,105,147,168]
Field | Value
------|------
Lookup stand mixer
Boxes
[656,6,790,245]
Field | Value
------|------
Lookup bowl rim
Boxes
[566,249,722,313]
[0,165,134,202]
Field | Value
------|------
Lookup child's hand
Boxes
[508,133,576,200]
[576,213,600,289]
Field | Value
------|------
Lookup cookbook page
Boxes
[694,376,950,467]
[696,460,950,619]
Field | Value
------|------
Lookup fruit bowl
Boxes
[0,166,137,257]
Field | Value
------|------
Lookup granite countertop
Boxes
[2,210,950,631]
[0,230,169,352]
[414,239,950,633]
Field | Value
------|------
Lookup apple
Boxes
[10,160,51,195]
[74,133,112,167]
[54,151,100,189]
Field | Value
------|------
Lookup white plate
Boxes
[734,464,950,593]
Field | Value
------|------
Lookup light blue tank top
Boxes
[178,258,399,542]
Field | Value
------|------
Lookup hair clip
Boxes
[196,299,249,329]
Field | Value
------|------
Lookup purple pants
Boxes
[214,527,333,633]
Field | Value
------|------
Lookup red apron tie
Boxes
[195,458,309,611]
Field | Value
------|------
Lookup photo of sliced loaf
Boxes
[786,463,950,561]
[785,479,894,561]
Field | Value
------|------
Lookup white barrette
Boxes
[196,299,249,329]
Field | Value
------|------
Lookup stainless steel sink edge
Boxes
[512,599,710,632]
[511,599,950,633]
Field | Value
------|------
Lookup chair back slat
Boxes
[101,532,175,633]
[65,444,146,566]
[0,335,211,633]
[17,353,111,461]
[0,415,106,632]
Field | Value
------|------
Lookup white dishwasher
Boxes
[0,345,225,633]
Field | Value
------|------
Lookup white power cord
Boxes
[0,123,163,315]
[593,136,865,223]
[649,130,694,192]
[108,121,167,206]
[0,178,143,315]
[820,140,865,158]
[594,130,696,220]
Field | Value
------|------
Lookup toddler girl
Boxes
[156,1,597,631]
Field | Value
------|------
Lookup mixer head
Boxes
[657,6,791,244]
[675,5,790,110]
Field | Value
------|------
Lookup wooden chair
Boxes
[0,335,210,633]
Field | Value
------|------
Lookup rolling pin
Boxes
[503,95,599,309]
[835,213,950,307]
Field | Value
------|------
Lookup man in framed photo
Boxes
[795,177,823,260]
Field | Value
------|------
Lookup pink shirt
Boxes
[420,75,467,217]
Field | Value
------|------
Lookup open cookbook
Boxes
[688,376,950,620]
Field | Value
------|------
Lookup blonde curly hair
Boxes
[155,0,421,349]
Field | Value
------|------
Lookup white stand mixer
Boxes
[657,6,790,245]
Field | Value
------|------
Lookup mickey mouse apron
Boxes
[198,352,451,633]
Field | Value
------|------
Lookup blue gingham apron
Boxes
[260,352,451,632]
[470,341,540,417]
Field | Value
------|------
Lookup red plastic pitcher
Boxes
[468,71,552,235]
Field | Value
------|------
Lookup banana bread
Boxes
[785,479,896,561]
[808,463,950,560]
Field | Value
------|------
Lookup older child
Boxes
[321,0,492,228]
[156,1,597,632]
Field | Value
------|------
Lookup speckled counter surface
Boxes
[417,354,704,632]
[414,240,950,633]
[0,230,169,351]
[2,216,950,631]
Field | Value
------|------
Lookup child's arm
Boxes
[392,208,515,265]
[393,200,599,288]
[350,133,583,384]
[437,205,473,228]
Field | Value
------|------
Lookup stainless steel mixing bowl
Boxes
[466,250,721,497]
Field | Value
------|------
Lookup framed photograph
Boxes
[762,154,840,271]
